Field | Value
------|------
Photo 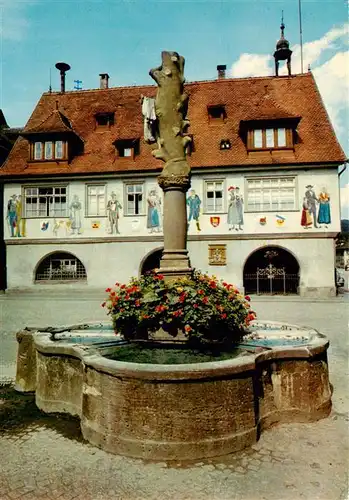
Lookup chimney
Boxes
[55,62,71,93]
[217,64,226,79]
[99,73,110,89]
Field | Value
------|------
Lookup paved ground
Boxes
[0,289,348,500]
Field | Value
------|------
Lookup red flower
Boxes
[105,288,111,293]
[155,304,167,313]
[198,289,205,295]
[114,282,120,286]
[193,303,199,309]
[245,295,251,301]
[222,282,228,288]
[184,325,192,332]
[173,309,183,317]
[120,284,126,289]
[202,297,209,304]
[220,313,227,319]
[135,299,141,307]
[156,274,164,280]
[110,291,115,297]
[101,302,106,307]
[209,281,217,289]
[179,293,187,303]
[142,314,150,319]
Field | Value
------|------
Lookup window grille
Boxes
[35,252,87,282]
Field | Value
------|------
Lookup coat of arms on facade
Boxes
[208,244,226,266]
[210,216,220,227]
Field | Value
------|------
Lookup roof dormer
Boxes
[21,107,83,164]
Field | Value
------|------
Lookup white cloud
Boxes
[230,54,273,78]
[0,0,30,41]
[340,184,349,219]
[229,23,349,153]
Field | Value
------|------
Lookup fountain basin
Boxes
[15,321,332,460]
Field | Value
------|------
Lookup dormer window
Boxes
[34,142,43,160]
[95,112,114,128]
[208,105,226,122]
[115,138,139,159]
[32,140,67,161]
[249,127,291,150]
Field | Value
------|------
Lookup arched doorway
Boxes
[243,246,299,295]
[35,252,87,283]
[140,248,163,275]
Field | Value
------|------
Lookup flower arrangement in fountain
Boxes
[102,270,256,345]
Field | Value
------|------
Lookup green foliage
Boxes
[102,270,256,345]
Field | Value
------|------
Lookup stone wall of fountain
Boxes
[15,321,332,460]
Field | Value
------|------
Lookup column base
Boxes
[158,250,192,281]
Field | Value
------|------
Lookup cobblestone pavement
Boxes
[1,290,348,500]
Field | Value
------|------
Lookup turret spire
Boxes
[273,13,292,77]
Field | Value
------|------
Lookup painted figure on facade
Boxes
[304,185,318,228]
[187,189,201,231]
[69,195,82,235]
[227,186,244,231]
[7,195,17,237]
[107,192,122,235]
[317,187,331,227]
[7,194,26,237]
[147,189,162,233]
[301,196,312,229]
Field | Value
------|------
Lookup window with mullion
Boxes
[252,127,290,149]
[87,185,106,216]
[246,177,295,212]
[204,180,224,213]
[24,186,67,217]
[125,183,144,215]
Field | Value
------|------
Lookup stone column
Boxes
[150,51,193,280]
[158,176,192,278]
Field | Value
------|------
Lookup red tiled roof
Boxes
[22,109,75,135]
[1,73,346,177]
[240,94,299,122]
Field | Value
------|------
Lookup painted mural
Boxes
[317,187,331,227]
[69,195,83,235]
[106,192,122,235]
[7,194,26,237]
[227,186,244,231]
[301,185,331,229]
[147,188,162,233]
[187,189,201,231]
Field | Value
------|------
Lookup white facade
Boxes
[3,167,340,296]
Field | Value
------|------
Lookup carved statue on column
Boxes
[149,51,192,279]
[149,51,192,190]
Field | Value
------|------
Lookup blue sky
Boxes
[1,0,348,199]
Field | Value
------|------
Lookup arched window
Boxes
[243,246,299,295]
[140,248,163,276]
[35,252,87,282]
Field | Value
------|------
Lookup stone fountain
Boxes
[14,52,332,461]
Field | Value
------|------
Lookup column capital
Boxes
[157,174,191,192]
